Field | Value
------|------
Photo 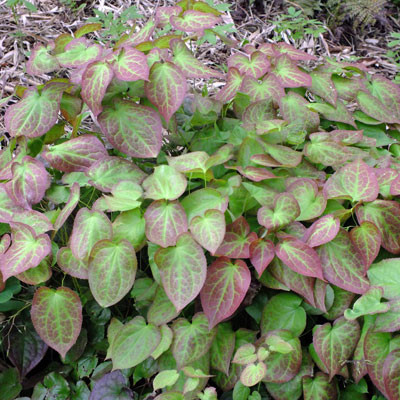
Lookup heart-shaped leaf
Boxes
[349,221,381,270]
[240,362,267,387]
[211,323,235,375]
[147,285,180,326]
[201,257,251,329]
[356,200,400,254]
[155,233,207,311]
[145,61,187,123]
[57,247,88,279]
[112,47,149,81]
[271,55,312,87]
[90,370,134,400]
[5,82,67,138]
[215,67,243,103]
[171,313,216,368]
[31,286,82,358]
[303,373,338,400]
[1,223,51,281]
[69,208,112,260]
[7,156,50,209]
[56,37,101,68]
[303,214,340,247]
[43,134,108,172]
[257,193,300,231]
[110,316,160,370]
[368,258,400,299]
[143,165,187,201]
[356,91,400,124]
[170,10,220,33]
[189,209,226,255]
[228,51,270,79]
[27,42,59,75]
[240,74,284,103]
[375,298,400,333]
[275,237,324,280]
[98,99,163,158]
[144,200,188,248]
[313,317,360,380]
[323,159,379,202]
[369,76,400,120]
[316,229,370,294]
[88,239,137,308]
[249,239,274,277]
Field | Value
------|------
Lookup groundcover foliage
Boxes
[1,1,400,399]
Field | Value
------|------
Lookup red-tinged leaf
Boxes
[250,239,274,277]
[356,90,400,124]
[350,221,381,270]
[287,178,326,221]
[313,317,360,381]
[87,156,146,193]
[74,22,102,38]
[69,208,112,260]
[200,257,251,329]
[279,92,319,133]
[384,349,400,400]
[283,221,307,240]
[211,323,235,375]
[189,209,226,255]
[240,74,285,103]
[54,182,80,231]
[88,239,137,308]
[0,234,10,254]
[81,61,113,116]
[364,331,400,396]
[227,51,270,79]
[303,214,340,247]
[31,286,82,358]
[27,42,59,76]
[171,313,216,368]
[171,39,222,79]
[42,134,108,172]
[125,19,156,46]
[271,55,312,88]
[112,47,149,81]
[323,159,379,202]
[316,229,370,294]
[241,100,276,132]
[375,298,400,333]
[233,166,276,182]
[56,37,101,68]
[8,324,48,379]
[304,139,352,167]
[110,316,161,369]
[5,82,67,138]
[170,10,220,33]
[57,247,88,279]
[0,184,23,223]
[324,285,355,321]
[215,217,256,259]
[90,371,134,400]
[145,61,187,123]
[240,362,266,387]
[263,144,302,168]
[369,75,400,120]
[356,200,400,254]
[155,6,182,27]
[308,100,356,127]
[275,237,324,280]
[268,258,315,307]
[257,192,300,231]
[275,43,317,61]
[0,223,51,281]
[215,67,243,103]
[303,373,338,400]
[147,285,180,326]
[332,75,368,102]
[155,233,207,311]
[6,156,50,209]
[143,165,187,201]
[261,330,302,383]
[98,99,162,158]
[391,174,400,196]
[144,200,188,248]
[167,151,208,173]
[60,93,82,124]
[309,70,337,106]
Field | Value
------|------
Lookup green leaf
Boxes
[111,316,161,369]
[172,313,216,368]
[155,233,206,311]
[261,292,306,337]
[0,368,22,400]
[113,209,146,251]
[240,362,267,387]
[88,239,137,307]
[154,370,180,390]
[31,286,82,358]
[233,343,257,365]
[56,38,101,68]
[344,287,389,320]
[228,51,270,79]
[147,285,180,326]
[303,372,338,400]
[151,324,173,359]
[210,322,235,375]
[27,43,59,76]
[233,381,250,400]
[143,165,187,201]
[57,247,88,279]
[368,258,400,299]
[271,55,311,87]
